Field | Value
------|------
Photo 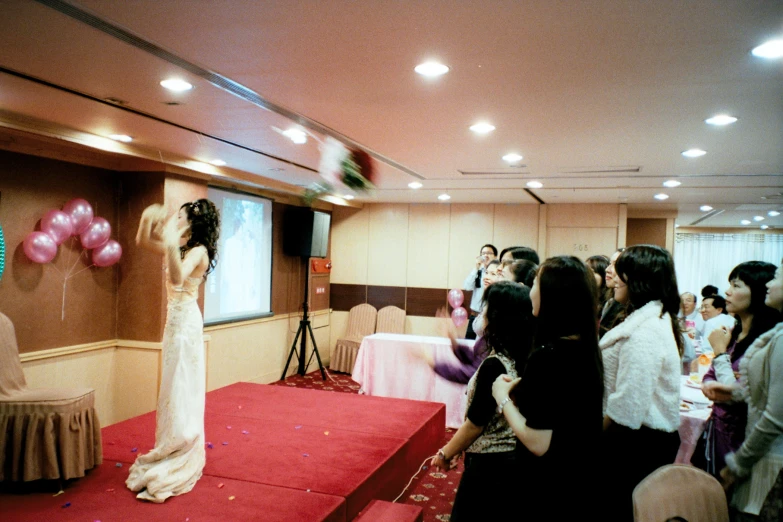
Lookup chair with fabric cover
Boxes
[330,303,377,373]
[632,464,729,522]
[0,312,102,482]
[375,306,406,334]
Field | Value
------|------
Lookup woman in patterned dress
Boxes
[127,199,219,502]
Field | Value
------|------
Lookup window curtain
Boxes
[674,233,783,297]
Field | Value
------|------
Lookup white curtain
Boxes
[674,233,783,298]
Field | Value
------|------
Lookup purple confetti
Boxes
[222,442,228,446]
[295,425,302,430]
[62,502,71,508]
[302,453,309,457]
[131,447,138,453]
[241,430,249,435]
[207,442,214,449]
[115,462,123,468]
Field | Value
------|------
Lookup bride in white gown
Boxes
[127,199,220,503]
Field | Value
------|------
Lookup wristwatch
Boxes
[437,448,450,462]
[496,396,511,414]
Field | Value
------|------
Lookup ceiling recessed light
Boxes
[160,79,193,92]
[754,215,765,222]
[408,182,423,189]
[663,180,681,188]
[108,134,133,143]
[769,210,781,217]
[469,122,495,134]
[437,194,451,201]
[751,39,783,59]
[761,225,770,230]
[741,220,751,225]
[414,61,450,77]
[526,181,543,189]
[210,159,226,166]
[682,149,707,158]
[675,224,680,228]
[654,193,669,200]
[705,114,738,126]
[502,153,523,163]
[700,205,713,212]
[282,128,307,144]
[343,194,355,200]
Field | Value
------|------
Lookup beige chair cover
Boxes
[0,312,102,481]
[632,464,729,522]
[375,306,406,334]
[330,304,377,373]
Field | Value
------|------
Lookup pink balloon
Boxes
[451,306,468,327]
[80,217,111,249]
[447,288,464,308]
[92,240,122,267]
[63,198,94,235]
[23,231,57,264]
[41,209,74,245]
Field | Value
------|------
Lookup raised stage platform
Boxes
[0,382,445,521]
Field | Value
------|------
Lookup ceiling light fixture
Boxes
[663,180,681,188]
[751,39,783,59]
[408,182,423,189]
[526,181,543,189]
[469,122,495,134]
[654,193,669,200]
[108,134,133,143]
[210,159,226,166]
[682,149,707,158]
[760,225,770,230]
[754,216,765,222]
[769,210,781,217]
[343,194,355,200]
[282,128,307,144]
[160,79,193,92]
[502,153,523,163]
[700,205,713,212]
[414,61,450,77]
[740,220,751,225]
[437,194,451,201]
[705,114,738,126]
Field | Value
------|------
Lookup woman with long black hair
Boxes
[492,255,604,519]
[599,245,683,521]
[430,281,534,521]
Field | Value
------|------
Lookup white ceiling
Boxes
[0,0,781,228]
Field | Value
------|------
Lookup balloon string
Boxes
[66,263,95,280]
[48,261,64,277]
[65,249,86,278]
[61,278,67,321]
[63,236,73,276]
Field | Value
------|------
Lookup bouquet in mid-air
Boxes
[304,137,376,205]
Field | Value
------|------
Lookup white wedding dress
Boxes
[126,274,206,503]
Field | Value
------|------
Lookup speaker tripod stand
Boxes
[281,257,327,381]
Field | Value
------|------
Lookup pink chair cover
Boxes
[331,304,377,373]
[632,464,729,522]
[0,312,102,481]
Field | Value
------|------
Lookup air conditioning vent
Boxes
[459,167,530,176]
[557,166,642,174]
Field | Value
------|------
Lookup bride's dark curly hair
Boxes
[180,198,220,276]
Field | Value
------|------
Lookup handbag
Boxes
[690,416,717,476]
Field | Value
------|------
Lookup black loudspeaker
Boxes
[283,207,331,258]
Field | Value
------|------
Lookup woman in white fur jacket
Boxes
[599,245,684,522]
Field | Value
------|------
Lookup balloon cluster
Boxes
[447,289,468,327]
[23,198,122,267]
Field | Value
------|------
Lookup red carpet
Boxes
[0,379,445,521]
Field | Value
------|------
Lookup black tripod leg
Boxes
[280,323,304,381]
[306,322,327,380]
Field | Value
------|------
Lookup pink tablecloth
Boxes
[351,333,470,429]
[676,376,712,464]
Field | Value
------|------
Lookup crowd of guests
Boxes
[428,243,783,521]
